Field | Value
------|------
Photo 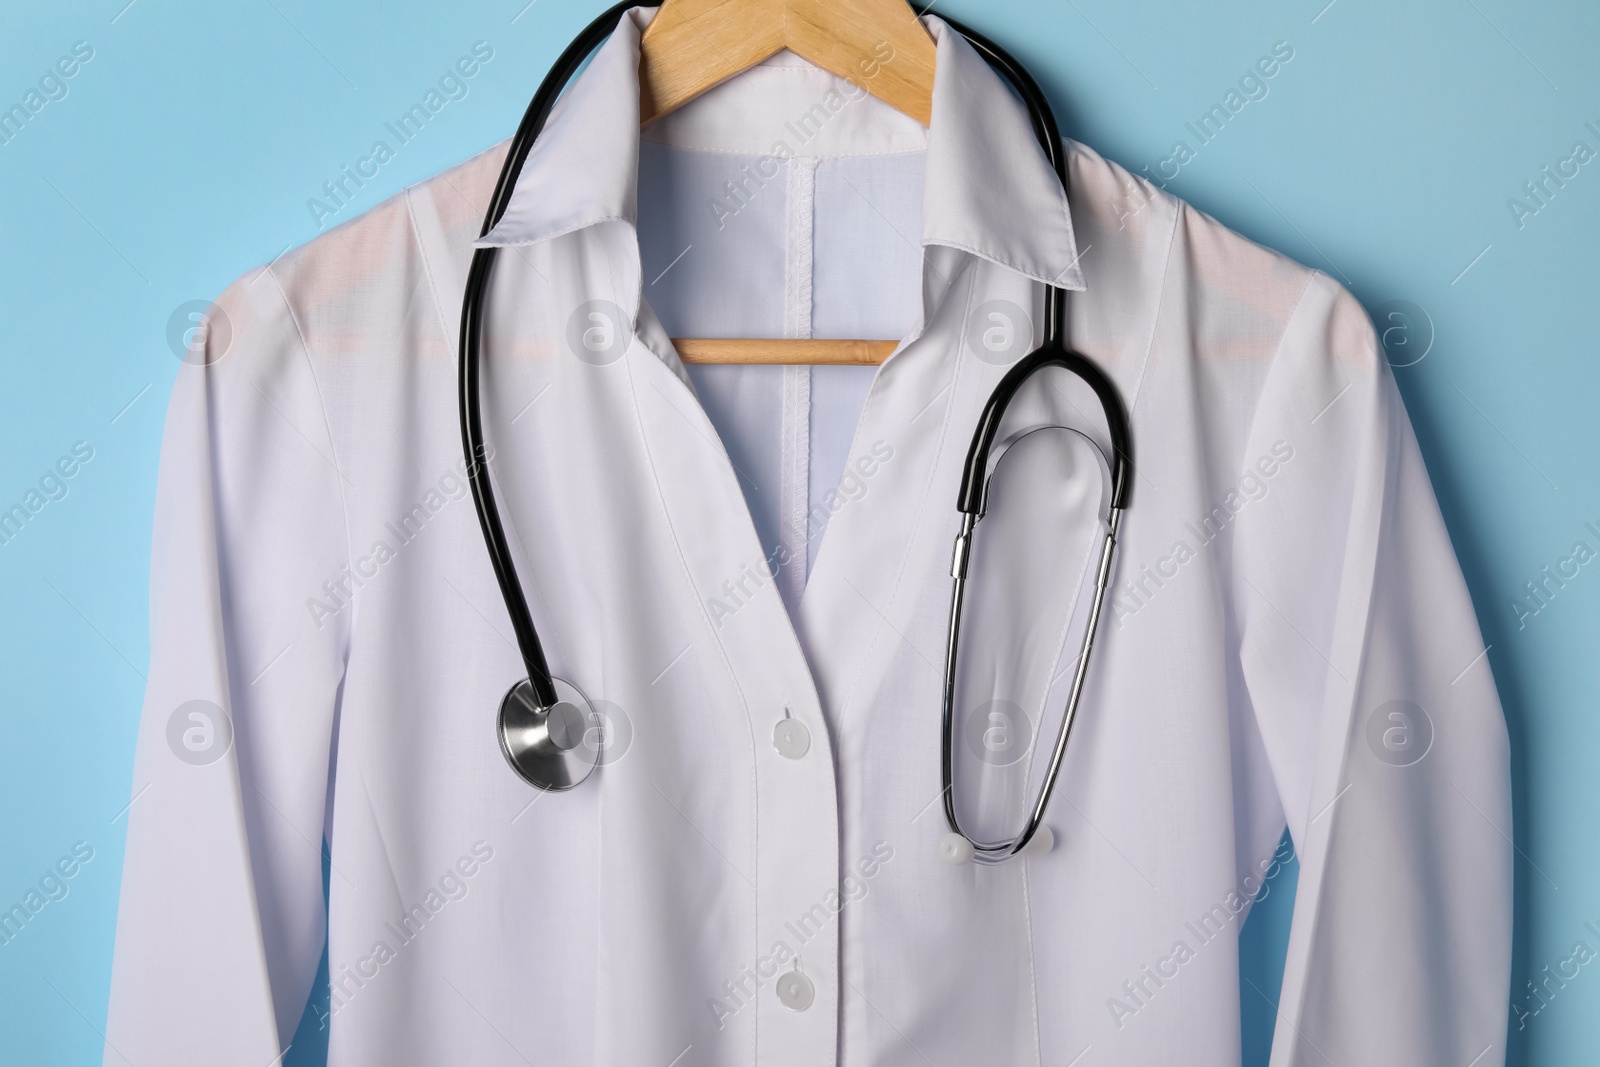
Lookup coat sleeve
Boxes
[104,268,350,1065]
[1230,272,1512,1065]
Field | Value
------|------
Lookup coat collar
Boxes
[479,8,1085,291]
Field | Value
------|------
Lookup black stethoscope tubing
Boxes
[459,0,637,712]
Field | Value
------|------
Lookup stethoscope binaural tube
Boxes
[940,367,1130,865]
[458,5,1134,807]
[459,0,640,791]
[932,18,1134,865]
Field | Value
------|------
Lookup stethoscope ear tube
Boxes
[941,344,1130,864]
[932,23,1134,857]
[955,343,1133,518]
[459,0,643,718]
[943,344,1130,862]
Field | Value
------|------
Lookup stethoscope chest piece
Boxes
[498,676,601,791]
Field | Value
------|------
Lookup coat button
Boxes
[937,832,974,865]
[776,967,814,1011]
[1023,824,1055,856]
[772,717,810,760]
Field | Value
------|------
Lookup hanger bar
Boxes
[672,337,898,365]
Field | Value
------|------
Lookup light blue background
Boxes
[0,0,1593,1063]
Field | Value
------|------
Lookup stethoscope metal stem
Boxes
[940,506,1123,864]
[459,0,638,712]
[1020,508,1120,851]
[939,512,976,849]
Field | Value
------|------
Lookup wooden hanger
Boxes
[640,0,936,366]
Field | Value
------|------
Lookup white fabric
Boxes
[778,364,810,608]
[105,9,1511,1067]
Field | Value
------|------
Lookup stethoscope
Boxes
[459,2,1132,866]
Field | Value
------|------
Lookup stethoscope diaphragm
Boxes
[498,675,602,792]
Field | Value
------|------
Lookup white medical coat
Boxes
[105,10,1512,1066]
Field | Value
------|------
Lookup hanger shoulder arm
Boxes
[640,0,934,126]
[786,0,934,124]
